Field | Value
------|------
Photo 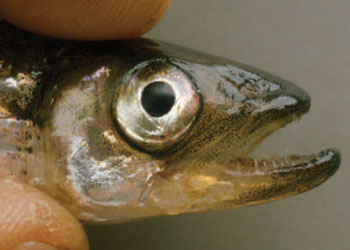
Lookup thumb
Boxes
[0,179,89,250]
[0,0,171,40]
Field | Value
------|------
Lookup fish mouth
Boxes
[221,148,341,206]
[199,79,341,211]
[153,148,341,215]
[149,76,341,215]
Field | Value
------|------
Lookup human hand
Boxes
[0,1,170,249]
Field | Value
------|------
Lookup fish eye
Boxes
[141,81,176,117]
[114,60,200,152]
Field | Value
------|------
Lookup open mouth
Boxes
[217,92,341,208]
[176,147,341,215]
[151,74,341,215]
[227,148,340,204]
[152,130,341,216]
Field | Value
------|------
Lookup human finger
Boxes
[0,0,171,40]
[0,179,89,250]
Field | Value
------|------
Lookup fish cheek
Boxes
[70,100,161,205]
[163,101,245,161]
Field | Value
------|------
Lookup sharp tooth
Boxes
[263,160,268,171]
[254,159,259,172]
[272,160,278,169]
[237,161,241,173]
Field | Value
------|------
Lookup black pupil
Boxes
[141,81,176,117]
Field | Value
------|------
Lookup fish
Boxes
[0,22,341,223]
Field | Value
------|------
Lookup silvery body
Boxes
[0,23,340,223]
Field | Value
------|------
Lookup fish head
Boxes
[43,39,340,222]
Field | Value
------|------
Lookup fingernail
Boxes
[14,241,57,250]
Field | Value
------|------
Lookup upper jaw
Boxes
[217,75,312,159]
[245,70,311,121]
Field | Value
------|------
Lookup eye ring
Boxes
[114,59,200,152]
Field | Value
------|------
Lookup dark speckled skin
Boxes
[0,22,340,223]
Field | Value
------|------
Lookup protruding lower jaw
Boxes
[149,149,340,215]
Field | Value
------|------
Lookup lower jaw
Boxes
[185,149,340,214]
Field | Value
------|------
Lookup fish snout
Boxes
[245,77,311,121]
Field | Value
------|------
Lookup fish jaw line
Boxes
[148,112,341,216]
[148,149,340,216]
[215,148,341,208]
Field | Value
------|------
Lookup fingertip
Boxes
[0,179,89,250]
[14,241,57,250]
[0,0,171,40]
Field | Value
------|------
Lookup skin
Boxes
[0,179,88,250]
[0,0,171,40]
[0,0,171,249]
[0,21,340,226]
